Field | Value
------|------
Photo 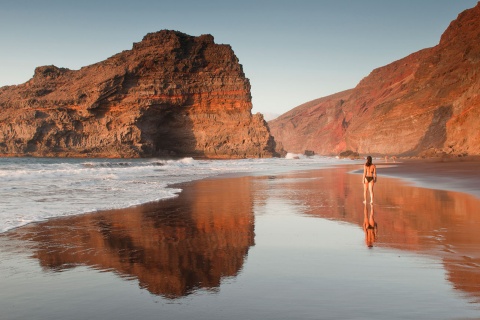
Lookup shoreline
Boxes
[371,159,480,199]
[1,160,480,318]
[2,158,480,235]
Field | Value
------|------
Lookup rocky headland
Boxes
[0,30,277,158]
[269,3,480,158]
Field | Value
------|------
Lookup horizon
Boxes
[0,0,478,116]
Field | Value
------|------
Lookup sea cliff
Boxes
[0,30,277,158]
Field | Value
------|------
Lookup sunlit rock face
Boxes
[269,3,480,157]
[9,177,255,298]
[0,30,276,158]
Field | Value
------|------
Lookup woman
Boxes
[362,156,377,204]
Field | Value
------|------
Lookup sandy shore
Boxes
[374,159,480,199]
[1,162,480,319]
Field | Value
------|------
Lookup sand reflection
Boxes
[7,176,255,299]
[254,166,480,302]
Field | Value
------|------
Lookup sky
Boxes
[0,0,478,118]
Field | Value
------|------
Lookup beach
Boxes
[1,160,480,319]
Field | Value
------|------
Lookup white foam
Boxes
[285,152,306,159]
[0,156,346,233]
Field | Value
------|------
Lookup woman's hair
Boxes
[365,156,372,167]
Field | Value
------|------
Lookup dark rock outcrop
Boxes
[269,3,480,157]
[0,30,277,158]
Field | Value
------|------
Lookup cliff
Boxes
[0,30,276,158]
[269,3,480,157]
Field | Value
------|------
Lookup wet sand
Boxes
[377,159,480,198]
[1,162,480,319]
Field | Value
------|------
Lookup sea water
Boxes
[0,154,348,233]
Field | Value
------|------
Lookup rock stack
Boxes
[0,30,277,158]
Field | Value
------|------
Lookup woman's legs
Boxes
[363,181,368,203]
[368,181,374,204]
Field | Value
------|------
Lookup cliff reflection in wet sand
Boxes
[9,176,255,299]
[260,166,480,302]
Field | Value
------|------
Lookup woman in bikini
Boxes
[362,156,377,204]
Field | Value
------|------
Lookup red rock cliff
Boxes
[0,30,276,158]
[269,3,480,157]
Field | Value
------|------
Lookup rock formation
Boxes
[0,30,277,158]
[269,3,480,157]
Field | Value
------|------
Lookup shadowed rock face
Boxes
[0,30,276,158]
[269,3,480,157]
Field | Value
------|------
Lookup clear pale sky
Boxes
[0,0,477,117]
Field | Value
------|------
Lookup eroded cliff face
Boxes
[269,3,480,157]
[0,30,276,158]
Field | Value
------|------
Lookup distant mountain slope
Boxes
[269,3,480,157]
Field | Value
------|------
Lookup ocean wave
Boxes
[0,156,348,233]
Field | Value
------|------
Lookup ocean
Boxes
[0,155,347,233]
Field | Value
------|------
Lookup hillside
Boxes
[269,3,480,157]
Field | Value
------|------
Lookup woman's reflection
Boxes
[363,203,378,248]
